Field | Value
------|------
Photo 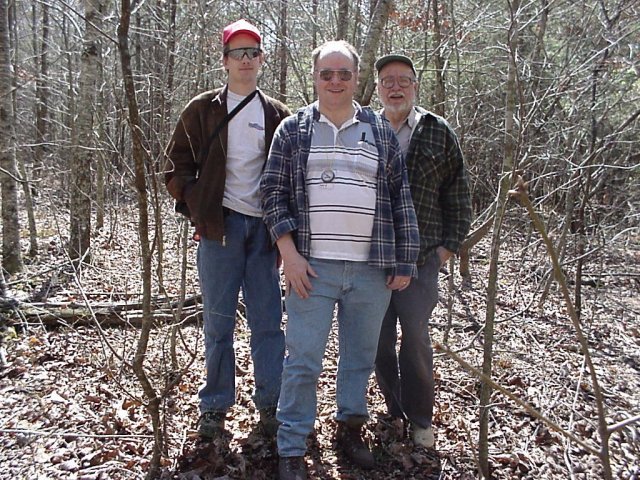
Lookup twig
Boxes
[509,176,613,478]
[435,341,600,457]
[608,414,640,434]
[0,428,153,439]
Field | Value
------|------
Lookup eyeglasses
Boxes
[317,69,354,82]
[225,47,262,60]
[379,76,415,89]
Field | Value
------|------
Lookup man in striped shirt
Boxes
[261,41,419,480]
[374,54,472,450]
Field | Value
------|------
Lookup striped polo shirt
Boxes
[307,113,378,261]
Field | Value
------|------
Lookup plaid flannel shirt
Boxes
[398,106,472,265]
[260,102,419,277]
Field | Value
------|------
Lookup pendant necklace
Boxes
[321,145,337,183]
[321,169,335,183]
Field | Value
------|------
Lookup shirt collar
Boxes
[406,107,421,131]
[382,106,420,131]
[313,101,361,130]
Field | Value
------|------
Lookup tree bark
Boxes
[33,3,49,190]
[431,0,446,117]
[355,0,393,105]
[11,3,36,257]
[277,0,288,103]
[0,0,22,275]
[69,0,103,263]
[118,1,162,477]
[336,0,349,39]
[478,1,520,477]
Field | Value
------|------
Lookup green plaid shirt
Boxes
[383,106,472,266]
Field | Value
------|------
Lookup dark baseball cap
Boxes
[222,19,261,45]
[375,54,416,76]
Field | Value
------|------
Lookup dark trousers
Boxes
[375,250,440,429]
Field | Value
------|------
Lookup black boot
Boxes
[278,456,307,480]
[335,417,375,469]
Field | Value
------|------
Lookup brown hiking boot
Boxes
[335,417,375,469]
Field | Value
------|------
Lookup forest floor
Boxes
[0,203,639,479]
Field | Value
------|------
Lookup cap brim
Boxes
[375,54,416,75]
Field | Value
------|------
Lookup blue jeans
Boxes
[375,250,439,429]
[276,258,392,457]
[197,210,284,413]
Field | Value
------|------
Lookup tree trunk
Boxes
[478,1,520,477]
[355,0,393,105]
[17,160,37,257]
[277,0,288,103]
[118,1,162,476]
[69,0,103,263]
[0,0,22,274]
[33,3,49,192]
[458,214,493,280]
[336,0,349,39]
[312,0,319,50]
[431,0,446,117]
[64,14,75,150]
[95,29,106,231]
[10,3,36,257]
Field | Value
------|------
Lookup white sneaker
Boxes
[411,425,435,448]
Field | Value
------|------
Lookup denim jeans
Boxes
[197,210,284,413]
[276,258,392,457]
[375,250,439,429]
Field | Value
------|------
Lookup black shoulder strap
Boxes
[200,89,258,160]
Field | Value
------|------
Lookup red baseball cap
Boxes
[222,19,261,45]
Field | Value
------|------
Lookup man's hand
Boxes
[282,251,318,299]
[192,224,203,242]
[276,233,318,299]
[386,275,411,291]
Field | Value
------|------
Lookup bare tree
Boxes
[431,0,445,117]
[478,1,520,477]
[69,0,103,263]
[118,1,162,477]
[277,0,288,103]
[33,2,48,188]
[0,0,22,275]
[336,0,349,39]
[355,0,394,105]
[9,3,37,257]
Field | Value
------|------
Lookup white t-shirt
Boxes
[307,113,379,261]
[223,90,265,217]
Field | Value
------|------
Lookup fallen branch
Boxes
[0,428,154,439]
[7,303,202,328]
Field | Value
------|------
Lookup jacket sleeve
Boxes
[164,100,201,202]
[260,118,299,243]
[439,126,472,253]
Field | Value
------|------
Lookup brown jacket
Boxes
[164,86,290,241]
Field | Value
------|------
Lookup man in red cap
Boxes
[165,19,290,440]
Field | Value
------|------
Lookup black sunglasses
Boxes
[317,69,354,82]
[225,47,262,60]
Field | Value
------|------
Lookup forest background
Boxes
[0,0,638,479]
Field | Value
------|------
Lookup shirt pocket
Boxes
[411,144,447,187]
[353,143,379,183]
